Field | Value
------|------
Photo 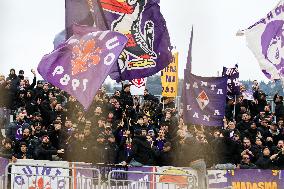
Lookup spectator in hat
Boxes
[34,135,64,160]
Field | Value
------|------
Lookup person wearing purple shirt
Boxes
[6,111,30,142]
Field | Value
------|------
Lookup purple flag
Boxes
[38,26,127,110]
[65,0,108,38]
[222,65,240,96]
[183,73,227,126]
[99,0,173,81]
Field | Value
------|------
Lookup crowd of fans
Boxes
[0,69,284,170]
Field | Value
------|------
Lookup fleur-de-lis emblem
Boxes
[71,38,102,76]
[28,177,51,189]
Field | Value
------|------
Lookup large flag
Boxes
[243,1,284,81]
[99,0,173,81]
[183,73,227,126]
[38,25,127,110]
[130,78,147,95]
[222,65,240,96]
[65,0,108,38]
[161,52,178,97]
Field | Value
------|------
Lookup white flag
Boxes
[244,1,284,81]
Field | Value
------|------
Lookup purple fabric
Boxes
[100,0,173,81]
[222,66,241,95]
[183,73,227,126]
[208,169,282,188]
[38,26,127,110]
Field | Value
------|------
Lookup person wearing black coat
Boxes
[120,84,133,110]
[125,130,157,166]
[255,147,276,169]
[274,93,284,122]
[34,135,64,160]
[157,142,174,166]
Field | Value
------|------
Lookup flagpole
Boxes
[233,95,237,122]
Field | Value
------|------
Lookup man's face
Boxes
[5,143,11,149]
[19,80,25,86]
[114,91,120,96]
[21,145,27,153]
[43,84,49,90]
[97,137,105,143]
[261,120,269,127]
[95,107,102,114]
[163,146,171,152]
[17,113,25,121]
[255,138,262,146]
[213,131,220,138]
[35,124,42,131]
[54,123,61,131]
[228,121,235,130]
[277,140,284,148]
[242,114,249,121]
[137,118,144,125]
[85,121,92,127]
[250,123,257,129]
[146,135,152,143]
[84,129,91,136]
[242,155,250,164]
[65,120,72,128]
[143,116,149,124]
[55,104,62,111]
[263,148,270,156]
[124,86,130,92]
[165,112,171,119]
[264,106,270,112]
[158,130,165,138]
[144,90,148,96]
[141,130,147,136]
[42,136,49,144]
[23,129,30,138]
[243,139,251,149]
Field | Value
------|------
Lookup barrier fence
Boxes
[1,158,284,189]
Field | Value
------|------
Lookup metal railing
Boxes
[107,169,198,189]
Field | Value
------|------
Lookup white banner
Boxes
[130,78,147,95]
[244,1,284,81]
[11,160,69,189]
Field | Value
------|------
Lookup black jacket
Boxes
[35,143,57,160]
[126,136,157,165]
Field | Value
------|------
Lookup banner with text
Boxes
[161,52,178,97]
[208,169,283,189]
[183,73,227,126]
[11,160,69,189]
